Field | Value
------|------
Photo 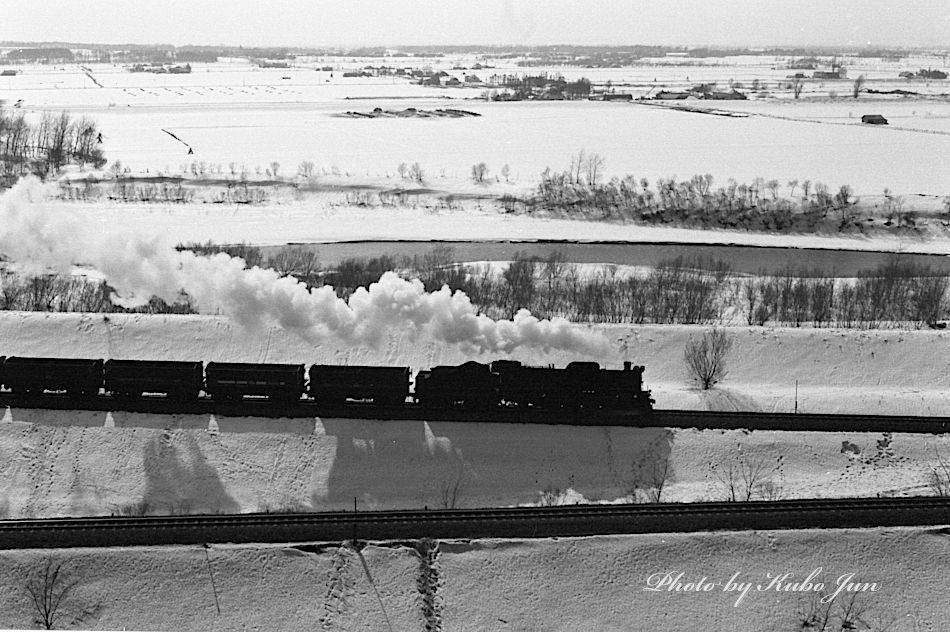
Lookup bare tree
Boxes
[439,463,466,509]
[24,555,80,630]
[470,162,488,183]
[628,457,674,503]
[568,149,585,184]
[502,253,539,316]
[584,152,605,186]
[683,327,733,389]
[409,162,425,184]
[266,246,320,281]
[712,449,779,502]
[928,450,950,496]
[500,163,511,182]
[297,160,315,179]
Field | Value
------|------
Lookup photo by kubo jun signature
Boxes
[643,567,880,607]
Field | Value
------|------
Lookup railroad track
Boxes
[4,498,950,549]
[2,393,950,433]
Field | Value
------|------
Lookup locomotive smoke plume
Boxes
[0,178,609,356]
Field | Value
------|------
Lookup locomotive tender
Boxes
[0,356,653,412]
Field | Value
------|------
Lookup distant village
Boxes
[128,63,192,74]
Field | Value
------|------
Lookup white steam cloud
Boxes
[0,178,609,356]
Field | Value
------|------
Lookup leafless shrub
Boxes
[684,327,733,389]
[797,589,894,632]
[797,592,835,631]
[538,485,562,506]
[115,499,151,516]
[928,450,950,497]
[627,457,674,503]
[470,162,488,183]
[439,464,465,509]
[24,555,80,630]
[712,449,780,502]
[754,479,784,501]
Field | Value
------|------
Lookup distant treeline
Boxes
[0,42,916,64]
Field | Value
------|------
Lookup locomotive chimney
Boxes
[623,361,632,371]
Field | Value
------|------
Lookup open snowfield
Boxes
[7,59,950,196]
[0,312,949,519]
[44,194,950,253]
[0,527,946,631]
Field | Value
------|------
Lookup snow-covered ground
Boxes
[1,312,949,519]
[0,527,946,630]
[45,196,950,254]
[4,54,950,628]
[8,60,950,196]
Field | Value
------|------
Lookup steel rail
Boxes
[3,497,950,549]
[2,393,950,433]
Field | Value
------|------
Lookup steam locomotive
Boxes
[0,356,653,412]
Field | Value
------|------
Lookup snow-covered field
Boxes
[7,59,950,196]
[0,527,946,630]
[44,195,950,253]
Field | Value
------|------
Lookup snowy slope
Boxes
[0,527,945,631]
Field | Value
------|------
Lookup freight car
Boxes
[104,359,204,400]
[3,356,103,398]
[308,365,410,406]
[205,362,305,402]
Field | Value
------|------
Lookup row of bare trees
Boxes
[0,272,194,314]
[3,245,948,329]
[1,108,106,180]
[519,154,888,234]
[745,260,948,329]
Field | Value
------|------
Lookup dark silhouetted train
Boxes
[0,356,653,412]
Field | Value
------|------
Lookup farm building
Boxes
[861,114,888,125]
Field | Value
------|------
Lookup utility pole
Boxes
[794,380,799,414]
